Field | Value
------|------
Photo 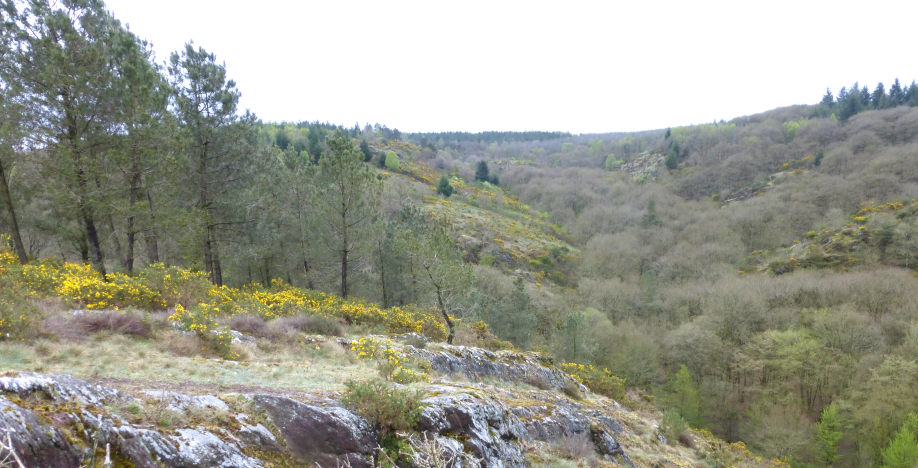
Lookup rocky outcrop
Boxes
[405,345,588,394]
[0,372,631,468]
[253,394,378,468]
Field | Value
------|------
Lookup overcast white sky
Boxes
[105,0,918,134]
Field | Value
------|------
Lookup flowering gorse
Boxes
[351,337,429,384]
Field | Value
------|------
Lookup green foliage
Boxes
[475,160,490,182]
[641,199,664,228]
[385,151,400,171]
[665,148,678,170]
[882,418,918,468]
[341,379,424,436]
[0,272,35,340]
[558,310,592,364]
[561,363,625,400]
[659,411,688,445]
[815,403,842,466]
[359,139,373,162]
[313,130,383,298]
[477,276,536,349]
[562,142,573,153]
[667,365,701,427]
[436,175,454,197]
[604,153,622,171]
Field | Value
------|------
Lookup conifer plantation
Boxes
[4,1,918,467]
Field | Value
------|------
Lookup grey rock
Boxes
[407,346,587,394]
[0,372,129,406]
[418,385,529,468]
[254,394,378,468]
[0,396,81,468]
[230,330,257,345]
[140,389,230,413]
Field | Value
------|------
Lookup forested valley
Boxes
[4,1,918,467]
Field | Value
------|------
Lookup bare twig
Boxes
[0,428,26,468]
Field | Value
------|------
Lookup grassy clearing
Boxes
[1,311,378,394]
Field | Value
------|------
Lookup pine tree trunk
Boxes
[341,248,348,298]
[107,214,126,269]
[144,191,159,263]
[377,241,389,309]
[211,229,223,287]
[0,159,28,264]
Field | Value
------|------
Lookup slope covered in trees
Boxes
[4,1,918,467]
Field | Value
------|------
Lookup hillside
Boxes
[4,1,918,466]
[0,247,779,468]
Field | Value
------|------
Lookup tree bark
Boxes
[377,240,389,309]
[107,214,126,269]
[143,191,159,263]
[434,284,454,344]
[0,159,28,264]
[211,228,223,287]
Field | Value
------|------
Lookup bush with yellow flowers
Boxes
[0,239,449,345]
[351,337,429,384]
[561,363,626,400]
[168,303,237,360]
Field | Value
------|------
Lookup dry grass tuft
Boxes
[77,312,151,338]
[269,315,343,337]
[227,314,268,336]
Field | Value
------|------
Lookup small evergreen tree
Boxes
[385,151,399,171]
[882,420,918,468]
[641,199,664,227]
[669,365,701,426]
[665,148,678,170]
[475,160,490,182]
[889,78,905,107]
[814,148,825,167]
[815,403,842,466]
[359,139,372,162]
[436,175,454,197]
[490,174,499,186]
[821,88,835,106]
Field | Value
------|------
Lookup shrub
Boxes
[341,379,424,436]
[385,151,400,171]
[560,363,626,400]
[351,337,428,383]
[0,281,35,340]
[562,381,583,400]
[436,175,454,197]
[659,410,688,445]
[168,304,237,360]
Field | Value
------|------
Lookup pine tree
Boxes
[882,422,918,468]
[815,403,842,466]
[889,78,905,107]
[436,175,454,197]
[669,365,701,426]
[312,130,382,298]
[665,147,678,170]
[873,82,888,109]
[169,43,256,286]
[475,161,490,182]
[641,199,664,227]
[359,139,372,162]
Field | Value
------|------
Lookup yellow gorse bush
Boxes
[561,362,626,400]
[351,337,429,384]
[0,240,447,342]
